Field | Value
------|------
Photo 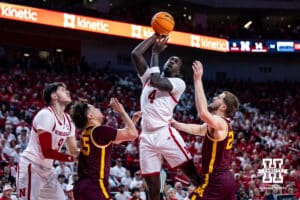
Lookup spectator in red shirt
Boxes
[0,184,13,200]
[173,169,189,188]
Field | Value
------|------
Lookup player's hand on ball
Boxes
[152,35,169,54]
[192,60,204,80]
[109,98,125,114]
[132,111,143,125]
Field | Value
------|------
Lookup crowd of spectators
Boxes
[0,50,299,200]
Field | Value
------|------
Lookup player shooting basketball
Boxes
[131,34,202,200]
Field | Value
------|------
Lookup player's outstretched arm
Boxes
[109,98,138,143]
[149,35,173,92]
[170,119,207,136]
[151,35,168,67]
[38,131,74,162]
[131,34,157,76]
[193,60,227,134]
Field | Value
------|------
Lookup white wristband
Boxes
[149,66,160,74]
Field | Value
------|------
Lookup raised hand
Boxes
[192,60,204,81]
[152,35,169,54]
[132,111,143,125]
[109,98,125,114]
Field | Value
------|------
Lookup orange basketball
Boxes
[151,12,175,35]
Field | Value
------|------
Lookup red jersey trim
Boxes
[169,127,189,160]
[27,163,32,200]
[65,114,72,132]
[32,126,38,134]
[168,92,178,103]
[48,106,63,126]
[140,172,160,176]
[143,78,150,89]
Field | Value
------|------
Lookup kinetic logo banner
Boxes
[190,34,228,52]
[0,2,229,52]
[63,13,109,32]
[0,4,38,21]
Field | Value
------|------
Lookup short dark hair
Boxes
[223,91,240,117]
[43,82,65,105]
[70,102,89,130]
[58,174,65,179]
[131,187,140,193]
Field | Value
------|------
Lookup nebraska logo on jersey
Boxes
[18,188,26,197]
[54,129,70,136]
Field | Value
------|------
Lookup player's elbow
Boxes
[131,50,141,60]
[41,148,53,159]
[198,111,210,122]
[129,129,138,140]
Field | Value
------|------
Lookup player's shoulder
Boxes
[93,125,116,134]
[168,77,186,92]
[35,107,54,118]
[91,125,117,146]
[169,77,185,84]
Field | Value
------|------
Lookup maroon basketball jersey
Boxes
[201,118,234,174]
[78,125,117,190]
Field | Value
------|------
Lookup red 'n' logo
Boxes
[19,188,26,197]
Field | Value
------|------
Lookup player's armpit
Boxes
[199,113,226,133]
[205,116,228,141]
[38,132,74,162]
[149,74,173,91]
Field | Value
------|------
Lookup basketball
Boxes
[151,12,175,35]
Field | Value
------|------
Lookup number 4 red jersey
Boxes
[139,68,186,131]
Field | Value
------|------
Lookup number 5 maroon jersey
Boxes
[77,125,117,186]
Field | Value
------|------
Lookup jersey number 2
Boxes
[226,131,234,150]
[148,90,157,103]
[81,136,90,156]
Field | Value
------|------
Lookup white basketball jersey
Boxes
[140,68,186,131]
[22,107,75,168]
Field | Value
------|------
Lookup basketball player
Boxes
[131,34,202,200]
[70,98,139,200]
[170,60,240,200]
[17,82,78,200]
